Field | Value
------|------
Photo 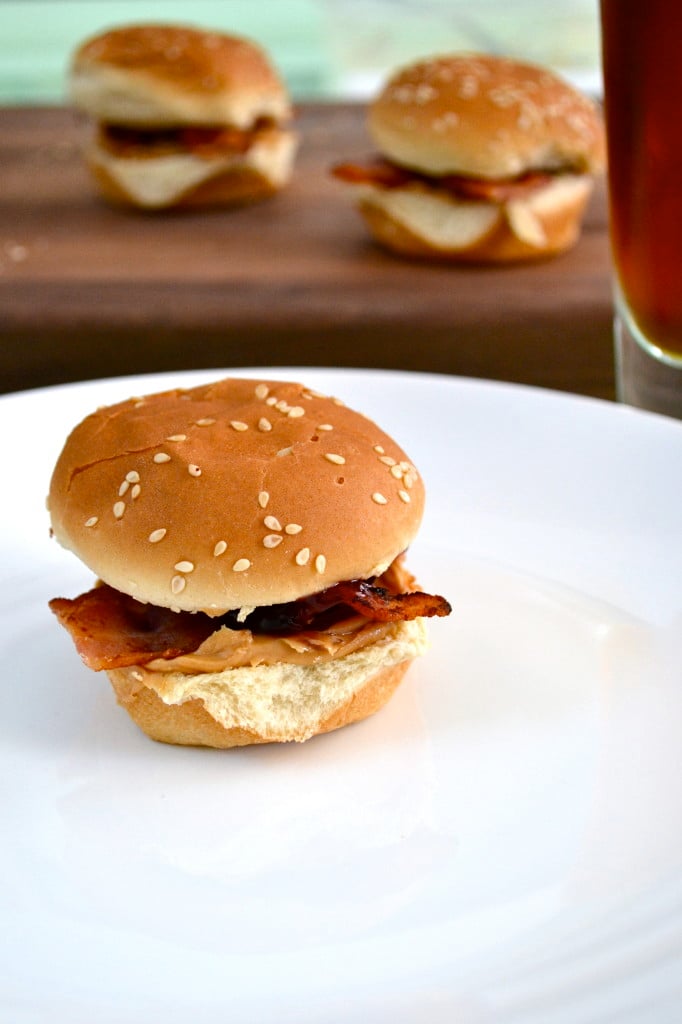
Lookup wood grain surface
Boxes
[0,103,615,397]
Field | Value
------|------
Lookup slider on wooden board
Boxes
[332,53,605,262]
[69,23,298,210]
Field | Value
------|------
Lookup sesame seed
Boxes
[254,383,269,399]
[391,84,414,103]
[372,492,388,505]
[373,445,385,454]
[403,474,414,489]
[126,471,140,483]
[275,400,290,413]
[288,406,305,418]
[258,491,270,509]
[415,82,437,103]
[390,465,404,479]
[233,558,251,572]
[154,452,171,463]
[188,464,202,477]
[85,516,98,528]
[230,420,249,432]
[325,453,345,465]
[131,484,141,499]
[285,523,302,534]
[258,417,272,432]
[118,480,130,496]
[317,423,333,431]
[171,575,186,595]
[277,447,293,457]
[379,455,396,466]
[166,434,187,442]
[295,547,310,566]
[195,418,215,426]
[399,490,411,503]
[264,515,282,531]
[149,528,167,543]
[459,73,480,99]
[174,560,194,573]
[265,396,278,406]
[213,540,227,557]
[113,501,125,518]
[263,534,283,548]
[315,554,326,574]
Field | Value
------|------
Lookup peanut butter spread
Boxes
[144,616,396,674]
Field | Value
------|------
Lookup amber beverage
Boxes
[600,1,682,416]
[601,0,682,360]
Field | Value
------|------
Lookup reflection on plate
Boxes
[2,368,681,1023]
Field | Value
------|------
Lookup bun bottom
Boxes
[105,616,428,747]
[107,658,413,748]
[82,128,297,210]
[87,158,283,210]
[354,176,593,263]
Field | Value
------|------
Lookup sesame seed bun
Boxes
[70,24,291,128]
[48,377,425,615]
[69,24,297,208]
[368,53,605,180]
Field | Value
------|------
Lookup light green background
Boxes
[0,0,600,103]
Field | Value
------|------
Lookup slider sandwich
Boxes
[332,53,605,261]
[48,378,451,747]
[69,23,297,209]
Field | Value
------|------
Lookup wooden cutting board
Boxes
[0,103,615,398]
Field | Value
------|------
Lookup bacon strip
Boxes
[101,123,260,158]
[331,157,554,203]
[49,587,216,671]
[50,576,451,672]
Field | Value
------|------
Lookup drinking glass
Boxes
[599,0,682,418]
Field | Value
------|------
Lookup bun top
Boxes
[368,53,605,179]
[48,378,424,614]
[69,24,291,128]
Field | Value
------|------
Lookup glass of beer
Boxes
[599,0,682,418]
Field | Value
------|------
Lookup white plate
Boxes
[2,368,682,1024]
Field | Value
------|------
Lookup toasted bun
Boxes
[69,24,291,128]
[83,126,297,208]
[368,53,605,179]
[48,377,424,614]
[106,617,427,746]
[354,174,594,262]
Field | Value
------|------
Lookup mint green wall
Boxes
[1,1,333,101]
[0,0,600,103]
